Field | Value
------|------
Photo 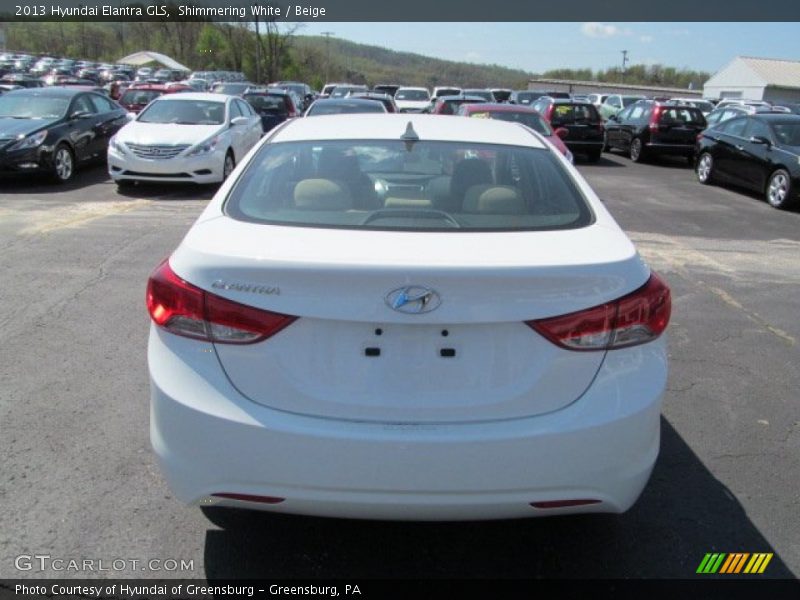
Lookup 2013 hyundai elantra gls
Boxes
[147,114,671,522]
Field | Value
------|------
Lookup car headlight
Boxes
[109,136,126,154]
[188,136,221,157]
[10,129,47,151]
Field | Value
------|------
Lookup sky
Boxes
[299,22,800,75]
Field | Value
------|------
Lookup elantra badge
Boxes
[385,286,441,314]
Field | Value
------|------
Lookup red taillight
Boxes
[650,106,663,131]
[526,273,671,351]
[146,260,297,344]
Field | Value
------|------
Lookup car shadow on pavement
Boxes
[0,164,110,194]
[579,155,626,168]
[114,181,219,201]
[202,417,795,579]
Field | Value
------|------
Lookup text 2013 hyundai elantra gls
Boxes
[147,114,671,522]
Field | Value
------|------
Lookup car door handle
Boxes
[735,145,744,151]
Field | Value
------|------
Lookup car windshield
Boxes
[307,101,384,116]
[225,140,592,231]
[396,90,430,101]
[622,96,645,108]
[771,121,800,146]
[0,94,68,118]
[471,111,553,135]
[137,99,225,125]
[244,94,288,114]
[121,90,162,105]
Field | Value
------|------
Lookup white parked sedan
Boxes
[147,114,671,522]
[108,92,262,186]
[394,87,431,112]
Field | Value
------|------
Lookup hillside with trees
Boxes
[4,22,709,90]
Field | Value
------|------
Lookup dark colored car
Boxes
[489,89,512,103]
[532,98,605,162]
[604,100,706,163]
[118,85,172,114]
[304,98,386,116]
[272,81,313,110]
[0,74,45,88]
[695,114,800,210]
[0,87,128,183]
[243,91,297,133]
[509,90,547,105]
[429,95,488,115]
[372,84,401,97]
[329,85,369,99]
[348,92,398,113]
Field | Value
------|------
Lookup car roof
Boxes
[272,113,547,148]
[5,86,84,98]
[397,87,429,92]
[753,113,800,122]
[155,92,228,102]
[461,102,539,114]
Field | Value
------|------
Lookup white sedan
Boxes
[108,92,262,186]
[394,87,431,112]
[147,114,671,522]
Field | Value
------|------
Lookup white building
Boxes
[703,56,800,103]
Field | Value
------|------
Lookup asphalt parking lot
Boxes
[1,152,798,580]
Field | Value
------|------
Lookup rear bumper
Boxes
[149,327,667,521]
[565,140,604,153]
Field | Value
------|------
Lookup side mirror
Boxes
[230,116,249,127]
[555,127,569,140]
[750,135,771,147]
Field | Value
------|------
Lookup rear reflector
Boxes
[146,259,297,344]
[213,493,285,504]
[527,272,671,351]
[531,499,601,509]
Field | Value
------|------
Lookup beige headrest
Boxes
[293,179,352,210]
[463,185,526,214]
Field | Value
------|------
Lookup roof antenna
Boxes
[401,121,419,152]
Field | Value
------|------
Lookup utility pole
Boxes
[321,31,334,83]
[621,50,629,83]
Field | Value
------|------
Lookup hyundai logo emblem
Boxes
[385,286,441,314]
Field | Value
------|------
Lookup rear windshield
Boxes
[244,94,289,114]
[549,103,600,125]
[225,140,592,232]
[464,90,495,101]
[307,101,385,116]
[622,96,645,108]
[396,89,430,101]
[514,92,542,105]
[121,90,162,105]
[658,107,705,125]
[436,88,461,97]
[470,111,553,135]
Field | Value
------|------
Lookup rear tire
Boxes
[766,169,796,210]
[602,132,610,152]
[629,138,646,163]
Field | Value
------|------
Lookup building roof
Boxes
[527,78,700,95]
[117,51,190,72]
[736,57,800,89]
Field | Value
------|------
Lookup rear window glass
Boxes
[307,101,385,116]
[225,140,592,232]
[470,110,553,135]
[549,104,600,124]
[244,94,289,114]
[658,107,705,125]
[395,89,430,101]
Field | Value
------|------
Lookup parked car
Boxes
[348,92,398,113]
[604,100,706,163]
[108,92,262,186]
[666,98,715,116]
[329,85,369,99]
[372,84,402,97]
[510,90,548,106]
[210,82,256,96]
[242,90,298,133]
[431,86,462,101]
[146,113,671,523]
[0,87,128,182]
[118,84,178,114]
[271,81,313,110]
[457,102,573,162]
[599,94,646,120]
[0,74,45,88]
[429,95,488,115]
[304,98,387,116]
[531,98,605,162]
[320,82,350,98]
[695,114,800,210]
[489,88,512,103]
[586,93,609,107]
[462,89,496,103]
[392,87,431,113]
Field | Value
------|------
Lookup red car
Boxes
[457,103,574,162]
[117,84,189,114]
